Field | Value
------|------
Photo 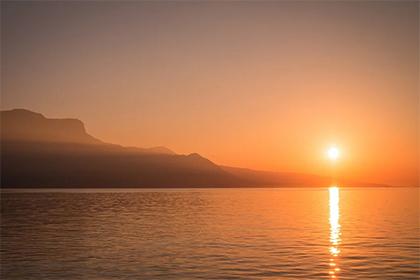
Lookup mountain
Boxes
[1,109,239,188]
[221,166,384,188]
[1,109,175,155]
[1,109,101,145]
[221,166,331,187]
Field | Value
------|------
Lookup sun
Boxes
[327,146,340,161]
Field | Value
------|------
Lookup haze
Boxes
[1,1,418,186]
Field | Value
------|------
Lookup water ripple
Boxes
[1,187,419,279]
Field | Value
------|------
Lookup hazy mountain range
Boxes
[1,109,384,188]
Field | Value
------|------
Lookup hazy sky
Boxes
[1,1,418,186]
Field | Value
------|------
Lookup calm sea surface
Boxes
[1,187,419,279]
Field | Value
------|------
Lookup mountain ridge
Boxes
[1,109,241,188]
[1,109,176,155]
[0,109,389,188]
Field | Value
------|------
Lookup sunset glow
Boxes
[327,147,340,161]
[0,2,419,279]
[1,1,418,187]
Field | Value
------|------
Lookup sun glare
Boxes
[329,186,341,278]
[327,146,340,161]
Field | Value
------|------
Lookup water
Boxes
[1,187,419,279]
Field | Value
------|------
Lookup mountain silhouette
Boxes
[1,109,101,144]
[1,109,240,187]
[0,109,384,188]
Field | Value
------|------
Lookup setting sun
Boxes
[327,146,340,161]
[0,2,418,280]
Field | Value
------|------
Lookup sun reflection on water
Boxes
[329,186,341,279]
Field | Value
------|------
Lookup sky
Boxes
[1,1,418,187]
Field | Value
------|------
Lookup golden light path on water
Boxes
[329,186,341,279]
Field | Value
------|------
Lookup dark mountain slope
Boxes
[1,141,240,188]
[0,109,239,188]
[221,166,387,188]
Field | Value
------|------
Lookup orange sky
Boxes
[1,2,418,186]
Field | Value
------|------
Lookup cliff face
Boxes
[1,109,101,144]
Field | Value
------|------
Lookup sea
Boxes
[1,187,419,279]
